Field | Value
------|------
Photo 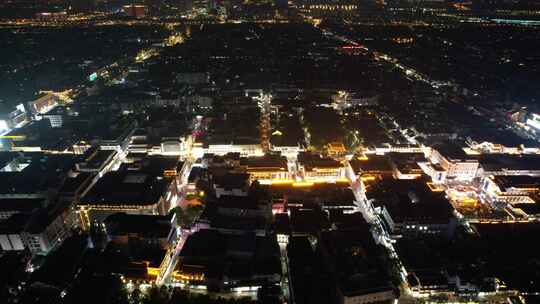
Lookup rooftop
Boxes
[298,152,342,171]
[266,182,353,205]
[290,205,331,234]
[387,152,426,175]
[321,226,395,297]
[0,152,76,195]
[213,172,250,190]
[492,175,540,191]
[433,143,470,161]
[30,235,88,288]
[59,172,93,194]
[366,178,455,224]
[241,154,288,171]
[80,168,167,206]
[0,198,45,213]
[104,212,172,239]
[479,154,540,172]
[77,148,117,170]
[349,155,393,175]
[178,229,280,281]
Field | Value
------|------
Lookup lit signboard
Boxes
[88,72,98,82]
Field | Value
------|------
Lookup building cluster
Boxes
[173,195,281,293]
[511,109,540,141]
[344,139,540,300]
[0,149,107,254]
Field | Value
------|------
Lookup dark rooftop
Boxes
[241,154,288,171]
[349,155,392,175]
[0,198,45,213]
[290,205,330,235]
[433,143,470,160]
[366,178,455,224]
[492,175,540,191]
[59,172,93,194]
[387,152,426,175]
[479,154,540,172]
[265,182,354,205]
[104,212,172,239]
[298,152,342,171]
[213,172,250,190]
[0,152,76,195]
[321,227,395,297]
[30,235,88,288]
[80,168,167,206]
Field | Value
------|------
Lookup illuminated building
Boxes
[78,156,181,230]
[526,113,540,132]
[429,145,479,182]
[274,213,290,246]
[28,93,59,116]
[296,0,359,18]
[99,120,138,153]
[0,214,27,251]
[75,147,119,177]
[128,131,150,154]
[348,155,393,180]
[0,201,77,254]
[23,202,77,254]
[326,141,346,157]
[418,161,447,184]
[270,179,353,202]
[387,152,426,180]
[297,152,345,183]
[0,104,29,134]
[478,154,540,176]
[240,154,290,184]
[192,143,264,158]
[481,175,540,205]
[269,129,305,157]
[35,11,68,20]
[464,140,540,155]
[523,113,540,140]
[161,140,185,155]
[40,106,72,128]
[72,142,92,155]
[367,178,457,237]
[201,152,241,168]
[331,91,379,111]
[407,270,450,297]
[511,108,529,123]
[42,112,63,128]
[370,144,424,155]
[129,131,189,156]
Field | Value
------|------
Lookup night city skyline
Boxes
[1,1,540,304]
